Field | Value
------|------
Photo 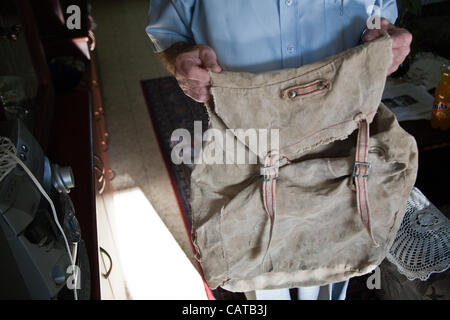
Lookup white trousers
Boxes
[244,280,349,300]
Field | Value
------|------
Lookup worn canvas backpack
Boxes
[190,34,418,292]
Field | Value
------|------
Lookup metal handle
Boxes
[93,154,104,167]
[88,30,96,51]
[107,169,115,181]
[94,165,105,185]
[99,247,112,279]
[98,175,106,194]
[93,154,105,188]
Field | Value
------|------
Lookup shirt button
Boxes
[286,0,293,6]
[287,45,296,54]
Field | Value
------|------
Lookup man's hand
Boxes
[159,43,222,102]
[175,44,222,102]
[363,18,412,75]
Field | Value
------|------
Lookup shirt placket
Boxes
[279,0,301,69]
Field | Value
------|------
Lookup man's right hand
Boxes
[173,44,222,103]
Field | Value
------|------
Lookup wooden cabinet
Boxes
[90,48,128,300]
[96,193,128,300]
[1,0,128,299]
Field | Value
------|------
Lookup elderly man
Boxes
[146,0,412,300]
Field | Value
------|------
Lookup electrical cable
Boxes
[0,137,78,300]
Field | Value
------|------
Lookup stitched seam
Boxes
[211,35,390,91]
[279,109,377,152]
[212,60,336,90]
[218,206,231,281]
[288,80,321,91]
[280,119,352,151]
[292,87,323,97]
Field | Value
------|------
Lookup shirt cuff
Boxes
[381,5,398,25]
[145,28,194,53]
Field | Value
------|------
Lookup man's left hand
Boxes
[363,17,413,75]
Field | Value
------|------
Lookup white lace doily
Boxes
[387,187,450,281]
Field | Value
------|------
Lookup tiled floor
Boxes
[91,0,201,296]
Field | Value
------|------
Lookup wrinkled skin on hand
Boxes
[174,45,222,102]
[363,17,413,75]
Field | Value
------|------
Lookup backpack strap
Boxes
[259,116,379,267]
[353,115,379,247]
[260,151,280,267]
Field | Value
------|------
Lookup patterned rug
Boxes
[141,77,208,228]
[141,77,244,300]
[141,76,449,300]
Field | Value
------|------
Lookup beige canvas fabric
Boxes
[190,34,419,292]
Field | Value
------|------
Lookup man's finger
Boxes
[391,47,410,68]
[363,17,392,42]
[185,88,210,103]
[178,59,211,82]
[177,78,210,89]
[389,28,413,48]
[392,46,410,62]
[363,29,382,42]
[387,64,398,76]
[180,84,209,96]
[387,47,410,75]
[199,49,222,73]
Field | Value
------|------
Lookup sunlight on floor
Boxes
[112,187,207,300]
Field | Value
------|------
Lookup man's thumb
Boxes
[208,64,222,73]
[200,48,222,73]
[363,29,382,42]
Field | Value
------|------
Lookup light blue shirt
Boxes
[146,0,398,73]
